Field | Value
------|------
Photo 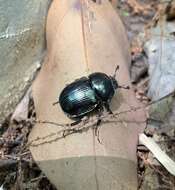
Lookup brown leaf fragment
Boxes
[127,0,152,15]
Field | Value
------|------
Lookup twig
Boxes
[28,91,175,147]
[30,174,46,182]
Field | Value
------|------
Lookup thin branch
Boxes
[28,91,175,147]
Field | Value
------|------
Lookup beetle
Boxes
[53,66,129,123]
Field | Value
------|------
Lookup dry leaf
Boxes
[30,0,146,189]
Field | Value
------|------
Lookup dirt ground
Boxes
[0,0,175,189]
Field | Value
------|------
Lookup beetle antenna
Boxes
[53,101,59,106]
[113,65,119,78]
[118,85,130,90]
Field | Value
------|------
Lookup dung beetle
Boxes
[53,66,129,121]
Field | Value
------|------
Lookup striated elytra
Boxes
[54,66,129,120]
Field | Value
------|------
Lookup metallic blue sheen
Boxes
[59,73,118,119]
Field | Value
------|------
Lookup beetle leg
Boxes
[70,119,82,126]
[94,105,103,143]
[62,130,66,138]
[94,118,102,144]
[52,101,59,106]
[104,102,113,114]
[96,104,103,126]
[96,120,102,144]
[97,130,102,144]
[61,119,82,138]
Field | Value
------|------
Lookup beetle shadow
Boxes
[110,91,123,112]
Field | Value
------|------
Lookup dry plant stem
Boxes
[29,114,145,147]
[30,175,46,183]
[28,90,175,147]
[33,124,142,147]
